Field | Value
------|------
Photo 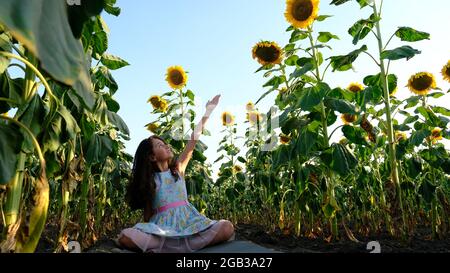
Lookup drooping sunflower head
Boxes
[279,133,291,144]
[252,41,283,66]
[347,82,364,93]
[246,111,263,125]
[441,60,450,83]
[233,165,243,173]
[146,123,159,133]
[395,131,407,142]
[148,95,162,109]
[341,113,357,125]
[246,102,255,111]
[285,0,319,29]
[159,98,169,112]
[165,66,188,89]
[407,72,437,96]
[222,112,235,126]
[430,128,443,142]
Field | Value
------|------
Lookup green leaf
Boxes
[0,0,96,109]
[404,96,420,109]
[284,55,299,66]
[381,45,421,61]
[328,45,368,72]
[356,0,370,8]
[416,106,446,127]
[395,27,430,42]
[86,134,114,165]
[321,143,358,176]
[409,129,431,146]
[263,75,286,88]
[289,29,309,43]
[185,89,195,101]
[427,92,445,99]
[104,0,121,16]
[324,98,356,114]
[432,106,450,117]
[330,0,352,5]
[18,94,46,152]
[296,126,318,156]
[316,15,333,22]
[348,15,375,45]
[342,125,368,145]
[0,123,24,184]
[94,66,118,95]
[296,83,330,111]
[0,33,12,74]
[100,54,130,70]
[317,32,339,43]
[291,62,314,78]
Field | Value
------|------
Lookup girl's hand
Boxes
[205,94,221,116]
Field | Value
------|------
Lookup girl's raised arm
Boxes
[176,95,221,177]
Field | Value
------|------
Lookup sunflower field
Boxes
[1,0,450,253]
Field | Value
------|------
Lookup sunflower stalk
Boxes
[372,2,407,238]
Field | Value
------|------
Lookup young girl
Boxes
[116,94,235,253]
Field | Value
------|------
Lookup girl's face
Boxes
[150,138,173,163]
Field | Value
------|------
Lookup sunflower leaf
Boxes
[381,45,421,61]
[100,54,130,70]
[0,123,24,185]
[291,62,314,79]
[284,55,299,66]
[427,92,445,99]
[296,83,330,111]
[0,33,12,74]
[409,129,431,146]
[316,15,333,22]
[342,125,368,146]
[348,15,375,45]
[317,32,340,43]
[432,106,450,117]
[395,27,430,42]
[328,45,368,72]
[330,0,352,6]
[324,98,356,114]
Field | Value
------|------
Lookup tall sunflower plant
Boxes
[251,0,363,239]
[145,66,214,212]
[331,0,450,238]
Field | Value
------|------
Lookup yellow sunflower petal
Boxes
[285,0,319,29]
[407,72,436,96]
[430,128,443,142]
[166,66,188,89]
[146,123,159,133]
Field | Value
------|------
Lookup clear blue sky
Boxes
[102,0,450,176]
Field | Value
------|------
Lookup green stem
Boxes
[372,3,406,238]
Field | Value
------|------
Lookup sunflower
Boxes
[222,112,235,126]
[285,0,319,29]
[407,72,436,96]
[246,102,255,111]
[166,66,188,89]
[347,82,364,93]
[146,123,159,133]
[159,98,169,112]
[279,133,291,144]
[341,113,357,125]
[395,131,407,142]
[441,60,450,83]
[233,165,243,173]
[247,111,263,125]
[430,128,443,142]
[148,95,162,109]
[252,41,283,66]
[279,87,288,94]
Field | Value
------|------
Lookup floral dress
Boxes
[133,169,217,238]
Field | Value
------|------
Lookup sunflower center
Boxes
[445,66,450,77]
[349,85,362,92]
[255,46,280,63]
[292,0,314,21]
[169,70,184,86]
[411,75,433,91]
[432,130,440,138]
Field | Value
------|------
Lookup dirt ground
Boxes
[234,222,450,253]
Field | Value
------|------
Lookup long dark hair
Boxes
[126,136,179,218]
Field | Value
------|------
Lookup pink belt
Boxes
[156,200,188,213]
